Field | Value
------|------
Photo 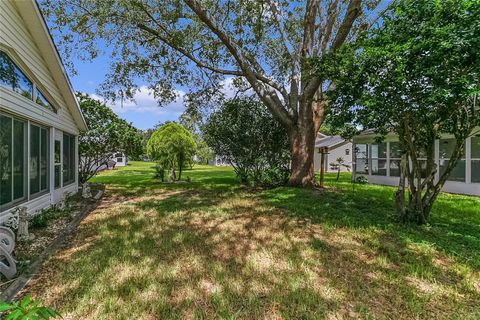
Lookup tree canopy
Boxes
[42,0,386,186]
[78,93,143,183]
[147,122,196,180]
[328,0,480,223]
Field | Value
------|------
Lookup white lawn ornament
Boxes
[0,226,15,254]
[0,226,17,279]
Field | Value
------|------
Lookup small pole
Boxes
[319,147,326,189]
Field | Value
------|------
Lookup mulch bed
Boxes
[0,186,104,302]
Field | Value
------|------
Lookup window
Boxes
[54,140,61,189]
[0,114,27,210]
[439,138,466,182]
[0,50,56,113]
[389,142,402,177]
[35,89,56,113]
[30,124,49,196]
[345,149,350,156]
[354,144,368,174]
[472,136,480,183]
[63,133,76,185]
[371,143,387,176]
[0,51,33,100]
[117,158,123,162]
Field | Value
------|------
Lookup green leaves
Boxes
[77,93,143,183]
[147,122,196,178]
[0,295,60,320]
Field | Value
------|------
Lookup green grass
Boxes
[26,161,480,319]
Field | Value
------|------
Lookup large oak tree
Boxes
[42,0,385,186]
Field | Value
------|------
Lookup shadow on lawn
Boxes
[28,186,480,319]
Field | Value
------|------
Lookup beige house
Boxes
[0,0,87,222]
[352,131,480,196]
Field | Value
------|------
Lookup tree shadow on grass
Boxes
[25,188,480,319]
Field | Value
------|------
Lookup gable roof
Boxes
[315,135,349,149]
[12,0,87,131]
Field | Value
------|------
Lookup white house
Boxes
[352,131,480,196]
[112,152,128,167]
[314,134,353,172]
[0,0,87,222]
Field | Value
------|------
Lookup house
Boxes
[352,130,480,196]
[208,155,230,166]
[112,152,128,167]
[313,134,353,172]
[0,0,87,222]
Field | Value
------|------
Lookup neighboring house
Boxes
[112,152,128,167]
[313,134,353,172]
[208,155,230,166]
[352,130,480,196]
[0,0,87,222]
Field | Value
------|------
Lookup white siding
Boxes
[0,1,80,222]
[314,142,353,172]
[0,0,78,135]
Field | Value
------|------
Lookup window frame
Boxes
[29,122,50,199]
[62,133,76,186]
[439,138,466,182]
[0,49,57,114]
[471,135,480,183]
[370,143,387,176]
[0,113,27,211]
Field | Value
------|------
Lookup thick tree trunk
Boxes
[287,123,317,187]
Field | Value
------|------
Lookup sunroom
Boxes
[352,133,480,196]
[0,0,86,222]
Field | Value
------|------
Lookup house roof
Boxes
[315,135,349,149]
[13,0,87,131]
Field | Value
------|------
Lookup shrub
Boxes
[355,176,368,184]
[203,98,290,186]
[154,164,165,182]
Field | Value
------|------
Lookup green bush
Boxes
[0,295,60,319]
[154,164,165,182]
[355,176,368,184]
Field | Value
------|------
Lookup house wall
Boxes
[352,133,480,196]
[0,1,80,222]
[314,142,353,172]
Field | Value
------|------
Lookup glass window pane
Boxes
[355,144,368,159]
[440,138,465,159]
[70,135,75,182]
[13,120,25,200]
[36,89,55,113]
[13,65,33,100]
[390,142,402,158]
[40,128,48,191]
[63,134,70,184]
[390,159,401,177]
[472,160,480,183]
[355,158,369,174]
[54,140,61,164]
[0,115,12,206]
[54,165,61,189]
[0,51,15,90]
[30,125,40,195]
[472,137,480,159]
[439,159,466,182]
[371,143,387,159]
[371,159,387,176]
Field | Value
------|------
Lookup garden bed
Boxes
[0,184,104,301]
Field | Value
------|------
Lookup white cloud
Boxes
[91,85,186,116]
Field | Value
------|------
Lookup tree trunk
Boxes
[287,126,317,187]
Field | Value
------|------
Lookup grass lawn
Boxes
[25,161,480,319]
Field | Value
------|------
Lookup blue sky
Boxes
[65,53,186,130]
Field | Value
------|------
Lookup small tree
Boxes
[329,0,480,224]
[194,136,214,165]
[78,93,143,184]
[147,123,196,181]
[203,98,290,186]
[329,157,350,181]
